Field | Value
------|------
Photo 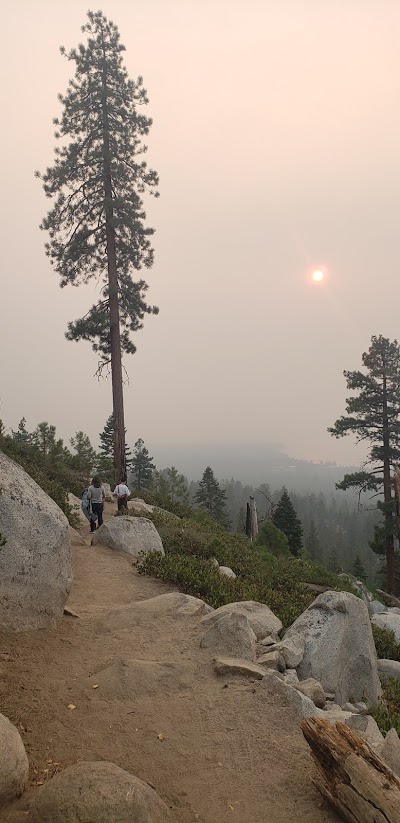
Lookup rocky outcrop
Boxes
[201,601,282,640]
[0,451,72,632]
[284,591,381,707]
[200,613,257,661]
[92,516,164,561]
[29,761,175,822]
[0,713,29,805]
[371,611,400,642]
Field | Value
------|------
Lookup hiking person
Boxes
[113,478,130,511]
[87,476,105,532]
[81,487,97,531]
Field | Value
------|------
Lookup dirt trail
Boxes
[0,507,339,823]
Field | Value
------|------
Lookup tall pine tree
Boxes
[272,489,303,556]
[194,467,228,526]
[130,438,155,491]
[329,335,400,594]
[37,11,159,482]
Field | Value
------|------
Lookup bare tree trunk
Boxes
[249,497,258,542]
[382,371,396,594]
[302,716,400,822]
[101,37,126,484]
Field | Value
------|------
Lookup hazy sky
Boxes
[2,1,400,467]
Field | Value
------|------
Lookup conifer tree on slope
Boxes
[272,488,303,556]
[194,467,228,525]
[130,438,155,491]
[37,11,159,482]
[329,335,400,594]
[98,414,131,481]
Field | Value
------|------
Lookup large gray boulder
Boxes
[201,600,282,639]
[200,612,257,661]
[371,612,400,642]
[0,713,29,804]
[0,451,72,632]
[284,591,381,707]
[92,516,164,561]
[377,659,400,682]
[29,761,175,823]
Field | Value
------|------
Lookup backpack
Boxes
[81,489,90,510]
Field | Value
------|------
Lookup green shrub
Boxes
[372,625,400,662]
[370,678,400,736]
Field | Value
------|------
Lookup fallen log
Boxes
[301,716,400,822]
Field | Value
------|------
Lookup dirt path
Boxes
[0,511,340,823]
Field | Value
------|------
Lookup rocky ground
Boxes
[0,503,340,823]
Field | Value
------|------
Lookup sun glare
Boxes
[312,269,324,283]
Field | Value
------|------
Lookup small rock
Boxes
[0,713,29,804]
[376,728,400,777]
[353,702,369,714]
[371,612,400,643]
[282,669,299,686]
[214,657,267,679]
[268,633,305,668]
[218,567,236,579]
[262,674,322,719]
[323,703,343,713]
[257,651,286,672]
[210,558,219,568]
[377,659,400,682]
[295,678,326,709]
[341,702,360,713]
[345,714,384,749]
[260,635,277,647]
[368,600,388,617]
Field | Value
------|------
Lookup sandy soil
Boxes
[0,505,340,823]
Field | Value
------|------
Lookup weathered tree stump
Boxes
[302,716,400,822]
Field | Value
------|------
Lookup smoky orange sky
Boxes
[2,0,400,467]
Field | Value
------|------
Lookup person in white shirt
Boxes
[113,478,130,511]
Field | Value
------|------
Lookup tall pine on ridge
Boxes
[194,467,228,526]
[329,335,400,594]
[130,438,155,491]
[272,489,303,556]
[37,10,159,482]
